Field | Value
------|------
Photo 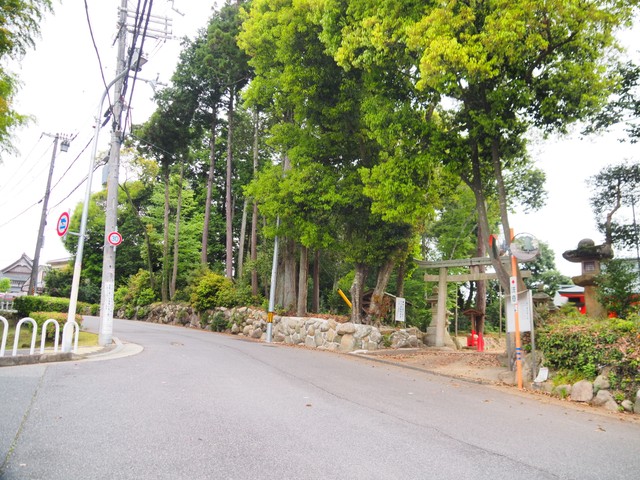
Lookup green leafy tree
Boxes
[596,258,639,318]
[0,0,52,157]
[64,183,154,293]
[323,0,637,293]
[133,86,193,301]
[588,160,640,251]
[0,277,10,292]
[240,0,421,321]
[584,61,640,141]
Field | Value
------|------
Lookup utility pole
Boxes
[30,133,69,295]
[98,0,128,346]
[98,1,172,346]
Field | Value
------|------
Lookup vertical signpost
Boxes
[395,297,406,323]
[509,231,540,390]
[509,266,523,390]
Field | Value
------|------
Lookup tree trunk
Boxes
[491,139,512,248]
[121,182,155,289]
[170,163,184,300]
[296,245,308,316]
[396,260,406,298]
[250,109,259,296]
[312,250,320,313]
[201,112,217,265]
[491,138,525,290]
[161,168,171,302]
[350,263,367,324]
[283,238,297,312]
[225,89,235,278]
[367,260,394,323]
[464,142,510,290]
[238,197,248,279]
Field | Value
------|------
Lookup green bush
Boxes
[189,271,254,312]
[44,267,100,303]
[14,296,96,317]
[210,311,229,332]
[538,317,640,398]
[596,259,639,319]
[191,272,234,312]
[114,269,158,314]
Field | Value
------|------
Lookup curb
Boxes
[0,337,129,367]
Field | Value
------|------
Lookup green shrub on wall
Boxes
[114,269,158,316]
[190,271,253,312]
[538,316,640,397]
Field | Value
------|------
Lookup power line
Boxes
[49,135,93,193]
[0,135,50,201]
[0,199,42,229]
[48,163,101,213]
[84,0,115,123]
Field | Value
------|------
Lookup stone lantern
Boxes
[562,239,613,318]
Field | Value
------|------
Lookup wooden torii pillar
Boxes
[416,257,530,348]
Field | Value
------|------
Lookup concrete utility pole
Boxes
[30,133,69,295]
[98,0,129,346]
[97,1,172,346]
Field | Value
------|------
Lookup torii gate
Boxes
[416,256,530,347]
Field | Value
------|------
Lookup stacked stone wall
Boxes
[140,304,424,352]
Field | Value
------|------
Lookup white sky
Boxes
[0,1,638,279]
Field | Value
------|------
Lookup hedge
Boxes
[13,295,98,317]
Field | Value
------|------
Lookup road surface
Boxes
[1,317,639,479]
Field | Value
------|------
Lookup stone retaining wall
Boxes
[138,303,424,352]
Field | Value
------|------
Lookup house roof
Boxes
[556,285,584,294]
[0,253,32,276]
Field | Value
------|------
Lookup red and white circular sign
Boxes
[107,231,123,246]
[56,212,70,237]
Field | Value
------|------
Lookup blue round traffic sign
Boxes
[56,212,70,237]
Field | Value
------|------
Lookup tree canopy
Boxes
[52,0,640,324]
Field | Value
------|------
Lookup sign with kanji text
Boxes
[395,297,406,322]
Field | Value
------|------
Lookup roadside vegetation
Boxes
[537,306,640,401]
[3,2,639,398]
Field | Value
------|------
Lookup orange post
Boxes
[510,229,523,390]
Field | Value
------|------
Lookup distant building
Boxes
[47,257,73,271]
[0,254,73,294]
[554,284,585,314]
[0,253,34,294]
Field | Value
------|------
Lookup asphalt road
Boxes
[1,317,639,480]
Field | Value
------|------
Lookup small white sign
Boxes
[395,297,406,322]
[506,289,533,332]
[509,276,517,304]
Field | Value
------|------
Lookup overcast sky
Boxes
[0,1,638,279]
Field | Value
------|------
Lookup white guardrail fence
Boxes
[0,301,15,312]
[0,315,79,357]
